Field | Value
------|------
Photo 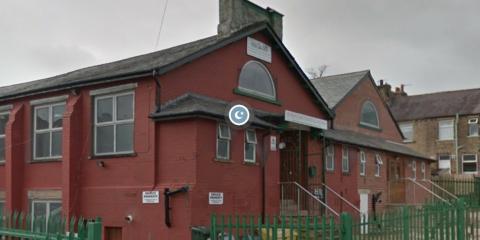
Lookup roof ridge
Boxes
[313,69,370,81]
[404,87,480,98]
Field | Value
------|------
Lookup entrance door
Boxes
[105,227,122,240]
[388,158,405,203]
[359,192,369,234]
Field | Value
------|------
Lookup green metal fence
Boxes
[209,199,480,240]
[432,176,480,206]
[0,211,102,240]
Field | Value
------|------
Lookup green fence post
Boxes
[340,213,352,240]
[87,218,102,240]
[456,199,465,240]
[402,207,410,240]
[210,215,217,240]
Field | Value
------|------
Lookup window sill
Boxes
[243,161,258,166]
[403,140,415,143]
[467,135,479,138]
[326,169,335,173]
[358,123,382,132]
[30,159,62,164]
[233,88,282,106]
[90,153,137,160]
[214,158,232,163]
[437,139,454,142]
[342,172,351,176]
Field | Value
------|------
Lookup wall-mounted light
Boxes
[125,214,133,223]
[96,160,105,168]
[278,142,286,150]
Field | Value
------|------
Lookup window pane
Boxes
[33,202,47,218]
[52,105,65,128]
[217,139,229,159]
[245,143,255,161]
[463,154,477,162]
[49,202,62,220]
[116,94,134,121]
[0,138,4,161]
[246,130,256,143]
[463,162,477,173]
[96,125,114,154]
[238,62,275,98]
[116,123,133,152]
[0,114,8,135]
[97,98,113,123]
[36,107,50,130]
[35,132,50,158]
[52,131,62,156]
[218,124,230,139]
[360,102,379,127]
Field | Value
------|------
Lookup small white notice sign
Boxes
[142,191,159,204]
[247,37,272,63]
[285,110,328,130]
[270,136,277,151]
[209,192,224,205]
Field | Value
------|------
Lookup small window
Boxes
[342,145,349,173]
[438,119,454,140]
[360,101,379,128]
[31,200,62,231]
[421,162,426,180]
[244,129,257,163]
[438,154,451,170]
[375,154,383,177]
[94,92,134,156]
[325,145,334,171]
[468,118,479,137]
[399,122,414,142]
[462,154,478,174]
[216,123,231,160]
[411,161,417,180]
[0,112,8,162]
[238,61,276,100]
[359,151,366,176]
[33,103,65,160]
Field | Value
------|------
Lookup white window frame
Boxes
[421,162,426,180]
[462,154,478,174]
[342,145,349,173]
[411,161,417,180]
[238,61,277,101]
[438,154,451,170]
[216,123,231,160]
[0,112,9,162]
[438,119,454,141]
[33,102,65,160]
[31,200,62,230]
[375,154,383,177]
[325,145,334,171]
[468,118,479,137]
[360,101,380,129]
[94,91,135,156]
[359,151,366,176]
[399,122,414,142]
[244,129,257,163]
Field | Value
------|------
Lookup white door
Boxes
[359,192,369,234]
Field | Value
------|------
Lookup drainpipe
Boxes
[261,130,271,222]
[321,130,327,215]
[455,113,460,174]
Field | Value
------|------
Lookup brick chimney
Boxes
[377,80,393,103]
[218,0,284,39]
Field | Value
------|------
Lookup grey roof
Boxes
[150,93,281,129]
[323,129,432,161]
[390,88,480,121]
[310,70,370,109]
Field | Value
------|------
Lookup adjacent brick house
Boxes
[311,71,433,217]
[382,83,480,176]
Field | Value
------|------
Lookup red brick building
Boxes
[311,70,433,218]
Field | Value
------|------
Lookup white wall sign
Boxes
[285,110,328,130]
[270,136,277,151]
[247,37,272,63]
[142,191,159,204]
[209,192,224,205]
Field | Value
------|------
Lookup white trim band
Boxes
[90,83,138,96]
[0,105,13,112]
[30,95,68,106]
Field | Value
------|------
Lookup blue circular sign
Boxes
[228,104,251,126]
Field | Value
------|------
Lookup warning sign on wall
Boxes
[209,192,224,205]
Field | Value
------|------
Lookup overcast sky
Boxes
[1,0,479,95]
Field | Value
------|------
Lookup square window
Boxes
[31,200,62,231]
[438,119,454,140]
[399,122,414,142]
[462,154,477,174]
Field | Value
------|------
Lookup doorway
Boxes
[105,227,123,240]
[388,158,405,203]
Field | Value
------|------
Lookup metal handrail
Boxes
[404,178,452,205]
[422,179,459,200]
[280,182,340,217]
[321,183,361,214]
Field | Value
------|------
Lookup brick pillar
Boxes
[265,133,280,215]
[5,104,25,212]
[62,94,82,220]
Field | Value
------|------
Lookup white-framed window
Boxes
[359,151,366,176]
[94,92,134,156]
[342,145,349,173]
[244,129,257,163]
[421,162,426,180]
[31,200,62,231]
[438,119,454,140]
[468,118,479,137]
[33,103,65,160]
[375,154,383,177]
[462,154,478,174]
[399,122,414,142]
[360,101,380,128]
[325,145,334,171]
[0,112,8,162]
[411,160,417,180]
[438,154,451,170]
[216,123,231,160]
[238,61,276,100]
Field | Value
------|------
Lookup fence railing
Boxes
[208,199,480,240]
[0,211,102,240]
[433,176,480,206]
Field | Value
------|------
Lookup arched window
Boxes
[238,61,276,100]
[360,101,379,128]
